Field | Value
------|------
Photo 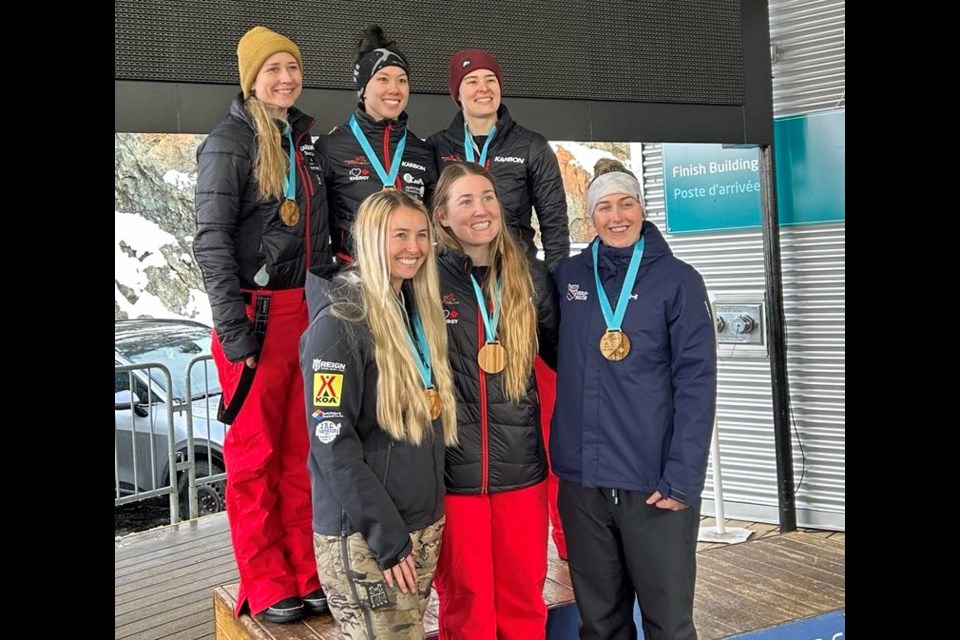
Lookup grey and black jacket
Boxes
[300,266,446,570]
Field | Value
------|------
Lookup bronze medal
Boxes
[279,198,300,226]
[477,341,507,374]
[599,330,631,361]
[426,387,442,421]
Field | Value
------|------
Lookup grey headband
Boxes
[587,172,644,217]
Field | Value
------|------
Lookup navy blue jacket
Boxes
[549,222,717,506]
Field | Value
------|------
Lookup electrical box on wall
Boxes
[711,293,766,358]
[715,303,763,345]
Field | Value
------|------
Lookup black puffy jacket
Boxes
[194,94,332,362]
[426,105,570,271]
[318,108,438,260]
[437,248,558,494]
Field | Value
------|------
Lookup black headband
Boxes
[353,48,409,99]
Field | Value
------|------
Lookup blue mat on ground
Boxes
[546,600,646,640]
[724,610,844,640]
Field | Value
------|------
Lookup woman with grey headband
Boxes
[550,158,718,640]
[318,25,438,264]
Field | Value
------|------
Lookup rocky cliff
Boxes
[116,134,641,323]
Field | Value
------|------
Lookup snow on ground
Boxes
[115,211,212,325]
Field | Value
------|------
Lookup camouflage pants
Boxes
[314,518,444,639]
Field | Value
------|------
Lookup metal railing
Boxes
[114,356,226,526]
[114,363,180,523]
[183,355,227,520]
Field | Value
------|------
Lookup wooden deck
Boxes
[115,513,844,640]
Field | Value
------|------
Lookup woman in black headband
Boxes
[319,25,438,264]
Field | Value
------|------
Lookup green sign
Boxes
[662,111,845,234]
[773,111,845,226]
[662,144,761,234]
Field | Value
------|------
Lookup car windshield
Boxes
[116,322,222,402]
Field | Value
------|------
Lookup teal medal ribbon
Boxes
[591,237,644,361]
[404,312,441,420]
[470,274,507,373]
[278,127,300,226]
[349,115,407,190]
[463,124,496,167]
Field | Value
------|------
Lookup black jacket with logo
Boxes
[426,105,570,271]
[300,266,446,570]
[194,94,332,362]
[318,108,438,260]
[437,248,558,494]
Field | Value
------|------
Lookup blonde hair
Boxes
[432,162,537,402]
[333,190,458,446]
[245,96,289,202]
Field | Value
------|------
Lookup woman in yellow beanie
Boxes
[193,25,332,624]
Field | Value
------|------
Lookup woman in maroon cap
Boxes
[426,49,569,272]
[426,47,569,601]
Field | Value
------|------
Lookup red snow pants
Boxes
[434,481,549,640]
[534,355,567,559]
[210,288,320,617]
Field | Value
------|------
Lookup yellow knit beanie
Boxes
[237,26,303,99]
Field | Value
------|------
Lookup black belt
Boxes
[217,294,270,424]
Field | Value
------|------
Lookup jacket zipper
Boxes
[435,438,442,515]
[382,123,401,190]
[477,305,489,494]
[294,127,314,275]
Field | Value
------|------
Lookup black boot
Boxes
[302,587,329,615]
[260,596,305,623]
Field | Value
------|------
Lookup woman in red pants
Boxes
[194,26,331,624]
[431,162,558,639]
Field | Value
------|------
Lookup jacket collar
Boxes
[438,245,503,276]
[587,220,673,270]
[445,103,515,141]
[229,92,315,140]
[351,106,410,137]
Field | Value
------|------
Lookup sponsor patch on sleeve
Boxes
[314,420,342,444]
[313,373,343,407]
[312,409,344,421]
[313,358,346,372]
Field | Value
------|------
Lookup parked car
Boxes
[114,318,227,520]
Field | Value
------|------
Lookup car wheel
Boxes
[178,459,226,520]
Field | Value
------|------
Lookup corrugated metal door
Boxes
[770,0,846,116]
[639,0,844,530]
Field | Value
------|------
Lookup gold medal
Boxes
[426,387,442,421]
[381,185,397,191]
[599,330,631,361]
[279,198,300,226]
[477,342,507,374]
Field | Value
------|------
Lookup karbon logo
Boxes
[313,373,344,407]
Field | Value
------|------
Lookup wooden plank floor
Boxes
[116,513,844,640]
